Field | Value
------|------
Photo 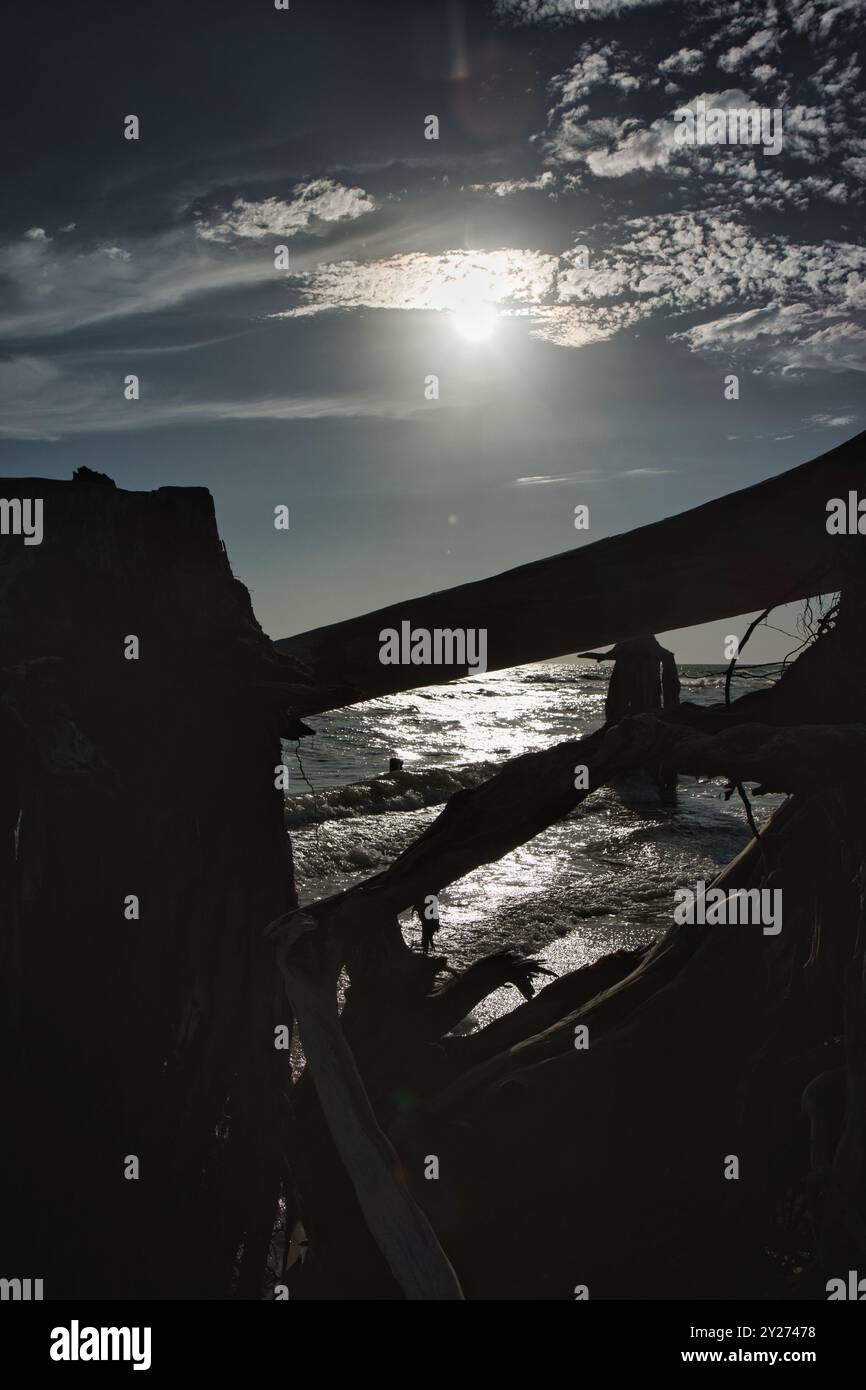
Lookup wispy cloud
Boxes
[0,354,425,441]
[512,467,677,486]
[495,0,672,19]
[805,412,858,426]
[0,179,377,342]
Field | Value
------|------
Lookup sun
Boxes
[451,296,499,343]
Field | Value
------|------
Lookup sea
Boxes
[282,662,784,1028]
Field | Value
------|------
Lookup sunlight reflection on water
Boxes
[289,664,782,1029]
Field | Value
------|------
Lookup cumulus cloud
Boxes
[542,67,866,207]
[673,305,866,373]
[659,48,704,77]
[550,213,866,370]
[194,178,376,242]
[549,89,780,179]
[531,0,866,209]
[270,209,866,372]
[583,117,679,176]
[525,302,646,346]
[550,42,646,105]
[718,28,779,72]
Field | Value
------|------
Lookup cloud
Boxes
[497,0,866,36]
[548,212,866,370]
[0,353,424,441]
[0,185,377,342]
[0,228,275,340]
[584,118,679,177]
[269,208,865,373]
[512,466,677,485]
[524,301,645,346]
[278,248,560,318]
[718,28,779,73]
[495,0,672,19]
[550,42,646,105]
[512,471,600,485]
[194,178,376,242]
[550,88,788,180]
[465,172,556,196]
[542,76,866,207]
[672,304,866,373]
[659,48,704,77]
[806,412,857,425]
[533,1,866,208]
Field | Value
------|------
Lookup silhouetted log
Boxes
[267,912,464,1300]
[269,716,866,1297]
[0,471,306,1299]
[275,718,866,953]
[418,953,555,1039]
[276,432,865,714]
[393,785,866,1297]
[440,945,650,1072]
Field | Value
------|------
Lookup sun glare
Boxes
[451,296,499,342]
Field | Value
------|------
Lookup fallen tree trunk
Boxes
[6,444,865,1301]
[272,717,866,952]
[267,912,464,1300]
[276,432,864,714]
[386,784,866,1298]
[271,719,866,1296]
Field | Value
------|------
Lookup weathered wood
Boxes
[276,432,864,714]
[0,471,302,1299]
[267,913,464,1300]
[6,454,865,1301]
[268,705,866,1296]
[272,717,866,953]
[393,786,866,1298]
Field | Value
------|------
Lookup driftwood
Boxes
[271,717,866,949]
[4,432,865,1299]
[266,912,463,1300]
[0,471,307,1298]
[276,433,864,713]
[269,715,866,1294]
[270,488,866,1297]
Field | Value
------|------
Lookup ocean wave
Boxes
[284,760,499,828]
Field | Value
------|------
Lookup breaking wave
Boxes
[283,760,498,829]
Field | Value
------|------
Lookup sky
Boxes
[1,0,864,662]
